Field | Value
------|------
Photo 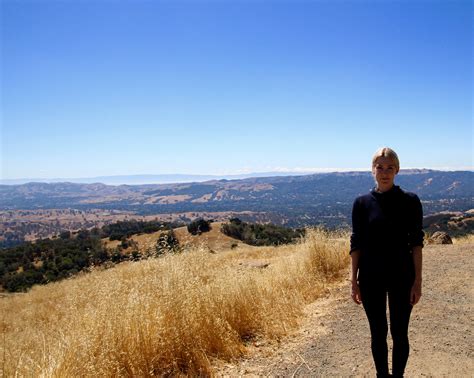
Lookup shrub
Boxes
[221,218,305,246]
[187,218,212,235]
[156,230,181,255]
[59,231,71,240]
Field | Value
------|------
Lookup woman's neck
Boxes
[375,184,395,193]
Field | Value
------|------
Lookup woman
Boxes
[350,147,423,377]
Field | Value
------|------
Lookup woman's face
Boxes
[372,156,398,192]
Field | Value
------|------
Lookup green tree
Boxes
[156,230,180,255]
[187,218,211,235]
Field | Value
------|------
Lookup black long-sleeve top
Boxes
[350,185,424,283]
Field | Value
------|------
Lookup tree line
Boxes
[221,218,305,246]
[0,220,181,292]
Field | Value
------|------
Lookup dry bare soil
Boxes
[217,243,473,377]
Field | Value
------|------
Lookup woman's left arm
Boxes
[409,194,424,306]
[410,245,422,305]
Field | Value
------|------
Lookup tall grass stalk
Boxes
[0,228,349,376]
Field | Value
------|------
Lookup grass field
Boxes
[0,228,349,376]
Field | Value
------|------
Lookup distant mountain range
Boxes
[1,169,472,228]
[0,171,337,185]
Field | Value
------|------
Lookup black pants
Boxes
[359,280,413,377]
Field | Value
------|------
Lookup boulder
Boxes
[429,231,453,245]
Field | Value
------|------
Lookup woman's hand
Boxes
[350,250,362,304]
[410,280,422,305]
[351,281,362,305]
[411,246,423,306]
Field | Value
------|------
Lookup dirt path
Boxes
[216,243,473,377]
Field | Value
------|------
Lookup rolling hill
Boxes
[1,169,472,220]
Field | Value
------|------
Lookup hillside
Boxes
[0,229,349,376]
[0,218,308,292]
[423,209,474,237]
[104,222,248,253]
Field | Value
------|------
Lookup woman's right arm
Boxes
[350,249,362,304]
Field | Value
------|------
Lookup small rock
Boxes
[428,231,453,244]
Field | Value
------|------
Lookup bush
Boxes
[156,230,181,255]
[59,231,71,240]
[187,218,211,235]
[102,220,165,241]
[120,239,130,249]
[221,218,305,246]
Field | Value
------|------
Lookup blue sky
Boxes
[1,0,472,180]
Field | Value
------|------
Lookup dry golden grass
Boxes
[452,233,474,244]
[103,222,246,254]
[0,228,349,376]
[173,222,247,252]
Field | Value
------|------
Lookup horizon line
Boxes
[1,166,473,183]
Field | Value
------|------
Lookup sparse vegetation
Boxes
[187,218,212,235]
[0,228,349,376]
[156,229,181,255]
[101,219,166,240]
[221,217,305,246]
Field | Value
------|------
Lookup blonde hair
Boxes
[372,147,400,171]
